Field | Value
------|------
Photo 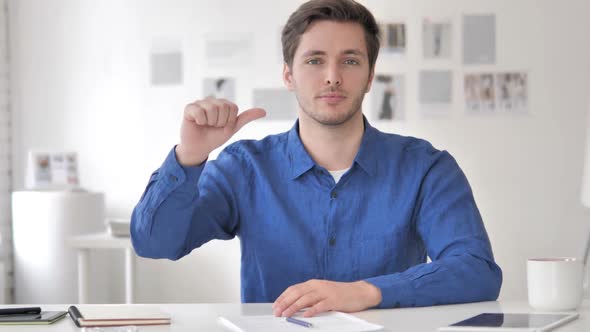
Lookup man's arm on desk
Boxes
[273,150,502,316]
[364,150,503,309]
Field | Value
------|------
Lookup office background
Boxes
[1,0,590,304]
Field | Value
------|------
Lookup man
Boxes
[131,0,502,318]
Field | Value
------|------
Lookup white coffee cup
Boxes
[527,257,584,311]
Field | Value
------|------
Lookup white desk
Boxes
[1,300,589,331]
[68,233,134,304]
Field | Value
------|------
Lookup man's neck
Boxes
[298,111,364,171]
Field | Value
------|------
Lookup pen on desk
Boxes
[286,316,314,328]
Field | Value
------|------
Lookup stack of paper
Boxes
[218,311,382,332]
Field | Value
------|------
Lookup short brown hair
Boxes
[281,0,380,71]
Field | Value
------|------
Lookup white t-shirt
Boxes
[328,168,350,184]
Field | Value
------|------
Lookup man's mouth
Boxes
[317,94,346,103]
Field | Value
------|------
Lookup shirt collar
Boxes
[354,116,378,176]
[287,120,316,179]
[287,116,378,180]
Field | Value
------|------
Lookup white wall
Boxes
[9,0,590,303]
[0,0,11,303]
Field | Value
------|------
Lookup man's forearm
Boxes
[131,147,206,260]
[364,253,502,308]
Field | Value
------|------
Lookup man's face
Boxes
[283,20,374,126]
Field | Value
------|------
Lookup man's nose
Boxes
[324,64,342,86]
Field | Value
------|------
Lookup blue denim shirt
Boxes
[131,119,502,308]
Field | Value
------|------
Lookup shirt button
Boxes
[330,191,338,199]
[329,237,336,246]
[170,175,178,182]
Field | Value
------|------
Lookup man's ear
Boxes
[365,69,375,93]
[283,63,295,91]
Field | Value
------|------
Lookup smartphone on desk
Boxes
[0,307,41,315]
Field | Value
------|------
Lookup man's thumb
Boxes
[234,108,266,132]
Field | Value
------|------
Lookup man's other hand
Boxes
[272,279,382,318]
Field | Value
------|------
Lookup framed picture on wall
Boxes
[370,74,405,121]
[203,77,236,101]
[379,22,406,54]
[25,151,80,190]
[464,71,528,114]
[496,72,528,113]
[423,18,452,60]
[464,73,496,113]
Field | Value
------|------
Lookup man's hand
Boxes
[272,280,382,318]
[176,97,266,166]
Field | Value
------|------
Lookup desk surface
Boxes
[0,300,590,332]
[2,300,588,331]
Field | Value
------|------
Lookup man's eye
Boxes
[344,59,359,65]
[306,59,321,65]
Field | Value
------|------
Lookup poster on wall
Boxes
[253,88,298,121]
[423,18,452,60]
[205,35,254,67]
[496,72,528,113]
[25,151,80,190]
[379,23,406,54]
[419,70,453,117]
[464,72,528,114]
[462,14,496,65]
[203,77,236,101]
[464,73,496,112]
[150,51,183,86]
[149,39,184,86]
[370,74,405,121]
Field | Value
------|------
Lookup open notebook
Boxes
[68,305,170,327]
[218,311,383,332]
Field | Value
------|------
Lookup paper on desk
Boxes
[217,311,383,332]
